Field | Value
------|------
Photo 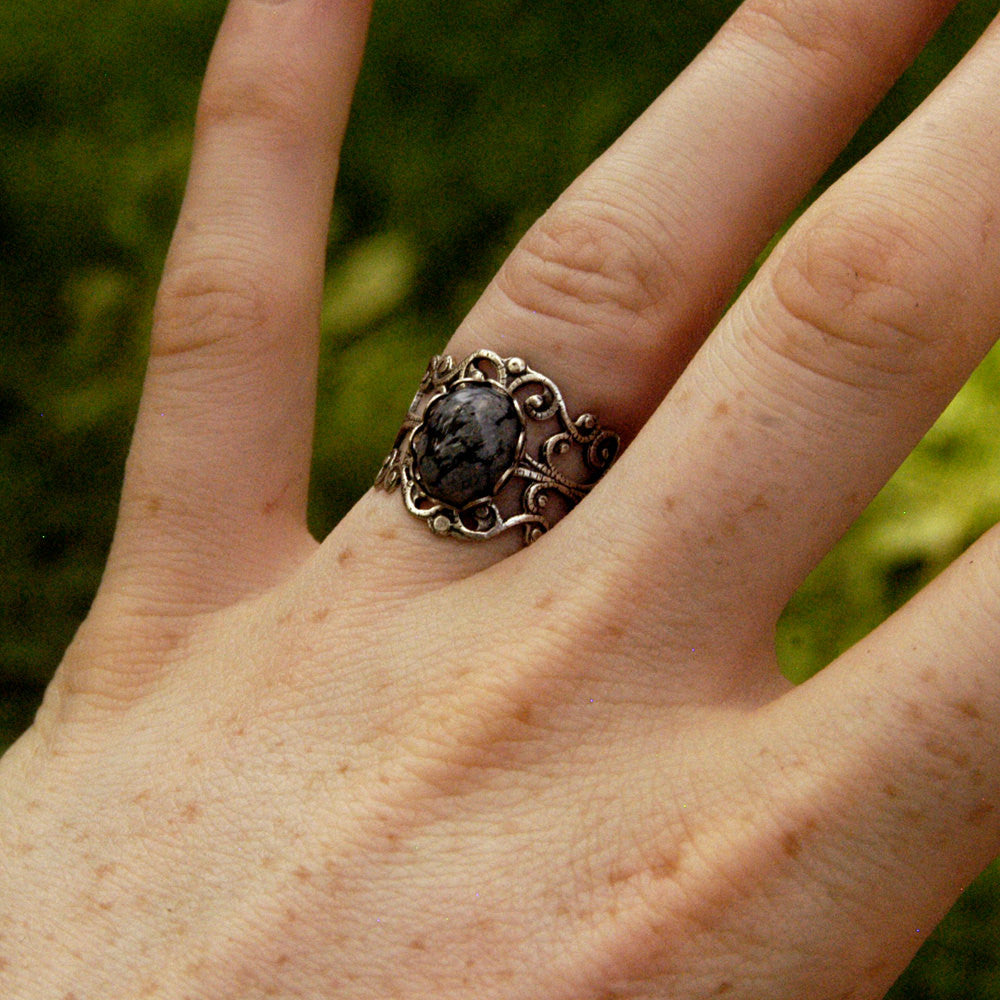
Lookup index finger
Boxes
[107,0,372,612]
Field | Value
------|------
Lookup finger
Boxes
[453,0,958,438]
[741,528,1000,996]
[588,13,1000,637]
[353,0,958,577]
[569,530,1000,996]
[109,0,371,608]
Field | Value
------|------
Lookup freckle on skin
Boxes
[782,832,801,859]
[956,700,982,720]
[754,410,782,429]
[94,863,115,878]
[337,547,354,565]
[262,476,295,517]
[535,592,554,610]
[648,852,680,880]
[294,866,312,882]
[967,801,994,827]
[713,400,730,417]
[923,736,969,768]
[981,207,996,246]
[160,629,185,655]
[311,607,331,623]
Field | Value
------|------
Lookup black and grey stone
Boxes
[374,350,620,545]
[412,384,523,508]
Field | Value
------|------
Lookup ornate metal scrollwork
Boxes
[375,350,620,545]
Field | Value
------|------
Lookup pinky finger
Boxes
[765,527,1000,992]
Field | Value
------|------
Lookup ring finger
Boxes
[582,10,1000,688]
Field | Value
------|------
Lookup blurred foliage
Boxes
[3,0,1000,995]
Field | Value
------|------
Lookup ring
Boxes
[374,350,620,545]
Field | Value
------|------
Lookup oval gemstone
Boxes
[412,383,522,507]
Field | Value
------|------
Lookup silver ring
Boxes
[374,350,620,545]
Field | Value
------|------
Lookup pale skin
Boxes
[3,0,1000,996]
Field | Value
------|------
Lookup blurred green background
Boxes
[3,0,1000,994]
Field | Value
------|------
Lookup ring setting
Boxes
[375,350,619,544]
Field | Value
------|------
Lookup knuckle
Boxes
[496,197,680,336]
[195,63,313,142]
[732,0,866,67]
[152,261,271,360]
[758,206,942,389]
[38,618,176,727]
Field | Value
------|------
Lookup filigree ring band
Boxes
[374,351,620,545]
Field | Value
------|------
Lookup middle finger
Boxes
[353,0,958,576]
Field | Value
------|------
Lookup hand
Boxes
[2,0,998,996]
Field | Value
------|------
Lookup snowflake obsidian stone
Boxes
[374,350,619,544]
[412,383,523,507]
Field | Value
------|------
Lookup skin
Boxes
[1,0,999,996]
